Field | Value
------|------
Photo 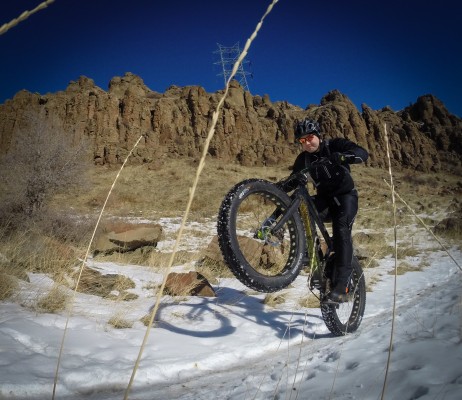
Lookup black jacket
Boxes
[284,138,368,197]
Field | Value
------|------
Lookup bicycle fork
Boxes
[270,193,325,287]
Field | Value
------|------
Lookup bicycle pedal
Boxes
[321,297,341,306]
[308,277,322,290]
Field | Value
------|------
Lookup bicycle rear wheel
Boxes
[217,179,306,292]
[320,256,366,336]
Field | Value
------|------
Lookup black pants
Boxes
[314,189,358,287]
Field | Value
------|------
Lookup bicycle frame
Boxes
[217,175,367,335]
[299,184,333,256]
[271,183,333,270]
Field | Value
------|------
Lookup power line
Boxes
[214,42,252,92]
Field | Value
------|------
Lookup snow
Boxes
[1,217,461,400]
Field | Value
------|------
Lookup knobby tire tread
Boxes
[320,256,366,336]
[217,179,305,292]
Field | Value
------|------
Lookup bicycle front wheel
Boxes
[217,179,306,292]
[320,256,366,336]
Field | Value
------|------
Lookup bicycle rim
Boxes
[321,257,366,336]
[218,179,305,292]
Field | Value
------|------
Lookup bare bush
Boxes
[0,114,91,227]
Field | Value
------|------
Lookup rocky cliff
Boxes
[1,72,461,172]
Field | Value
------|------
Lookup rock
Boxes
[164,271,216,297]
[93,223,163,255]
[201,235,224,263]
[199,234,282,273]
[72,267,137,300]
[1,75,461,172]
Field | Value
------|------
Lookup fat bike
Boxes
[217,167,366,336]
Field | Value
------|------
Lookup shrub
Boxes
[36,285,69,313]
[0,114,90,227]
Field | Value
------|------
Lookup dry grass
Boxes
[93,248,198,269]
[93,248,155,266]
[195,260,232,283]
[0,227,84,287]
[108,315,133,329]
[50,158,291,218]
[0,273,18,300]
[50,159,460,248]
[387,262,424,275]
[36,285,69,313]
[354,232,394,261]
[434,214,462,240]
[366,274,382,292]
[140,313,154,327]
[298,293,320,308]
[73,267,137,300]
[396,246,421,259]
[1,156,460,306]
[354,167,460,231]
[263,292,287,307]
[148,250,198,269]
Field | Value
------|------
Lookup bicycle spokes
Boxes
[218,179,305,292]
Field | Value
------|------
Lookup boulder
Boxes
[94,223,163,255]
[201,235,224,263]
[164,271,216,297]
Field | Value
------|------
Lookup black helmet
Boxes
[295,119,321,139]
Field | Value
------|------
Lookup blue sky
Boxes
[1,0,461,116]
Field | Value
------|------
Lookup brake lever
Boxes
[298,167,318,187]
[298,167,312,184]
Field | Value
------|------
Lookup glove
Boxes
[329,152,355,165]
[277,172,308,192]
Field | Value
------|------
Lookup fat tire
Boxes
[320,256,366,336]
[217,179,306,292]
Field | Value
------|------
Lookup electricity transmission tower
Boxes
[214,43,252,91]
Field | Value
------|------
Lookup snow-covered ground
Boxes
[1,217,461,400]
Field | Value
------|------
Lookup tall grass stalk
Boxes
[52,134,144,400]
[123,2,280,399]
[0,0,55,36]
[381,123,399,400]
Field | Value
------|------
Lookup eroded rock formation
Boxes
[1,72,461,172]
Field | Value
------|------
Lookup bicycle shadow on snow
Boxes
[153,286,331,340]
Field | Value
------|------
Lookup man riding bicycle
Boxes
[278,118,368,302]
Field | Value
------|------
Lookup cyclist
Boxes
[278,118,368,302]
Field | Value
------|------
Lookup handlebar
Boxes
[279,157,333,190]
[298,157,331,176]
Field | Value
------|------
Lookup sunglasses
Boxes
[298,134,317,144]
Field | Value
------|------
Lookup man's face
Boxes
[298,134,320,153]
